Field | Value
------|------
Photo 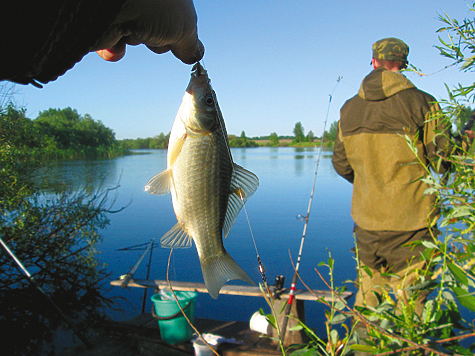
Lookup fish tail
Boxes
[201,252,254,299]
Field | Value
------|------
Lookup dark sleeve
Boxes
[0,0,126,87]
[331,120,354,183]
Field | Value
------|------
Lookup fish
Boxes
[145,63,259,299]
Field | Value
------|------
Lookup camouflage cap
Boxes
[372,37,409,64]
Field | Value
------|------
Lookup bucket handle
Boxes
[151,299,193,321]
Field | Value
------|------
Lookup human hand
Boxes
[94,0,204,64]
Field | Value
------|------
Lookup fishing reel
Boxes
[273,275,286,299]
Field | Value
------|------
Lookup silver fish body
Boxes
[145,63,258,298]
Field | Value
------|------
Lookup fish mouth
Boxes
[187,62,210,96]
[192,62,207,78]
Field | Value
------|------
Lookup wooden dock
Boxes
[103,278,352,354]
[109,278,350,302]
[62,313,286,356]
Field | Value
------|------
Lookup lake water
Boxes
[45,147,356,332]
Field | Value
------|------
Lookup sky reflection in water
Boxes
[45,147,355,331]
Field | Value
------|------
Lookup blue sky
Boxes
[13,1,474,140]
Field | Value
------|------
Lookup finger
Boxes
[146,38,204,64]
[170,38,205,65]
[146,45,172,55]
[96,40,127,62]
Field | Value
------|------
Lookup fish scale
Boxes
[145,63,258,299]
[174,136,229,249]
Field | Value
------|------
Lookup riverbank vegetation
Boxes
[0,101,120,354]
[272,7,475,356]
[1,106,127,160]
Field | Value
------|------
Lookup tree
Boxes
[293,122,305,143]
[269,132,279,146]
[150,132,170,149]
[0,105,37,209]
[34,107,116,150]
[323,120,338,142]
[240,131,246,139]
[228,134,258,147]
[307,130,315,142]
[0,103,118,354]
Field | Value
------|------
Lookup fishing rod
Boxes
[0,237,93,349]
[279,76,343,345]
[142,239,155,313]
[120,239,155,289]
[116,240,159,251]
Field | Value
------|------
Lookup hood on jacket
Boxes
[358,67,415,101]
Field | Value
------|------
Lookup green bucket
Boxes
[151,291,198,344]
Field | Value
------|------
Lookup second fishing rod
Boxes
[279,76,342,345]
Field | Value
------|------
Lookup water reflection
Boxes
[37,158,120,194]
[1,188,114,355]
[295,146,305,160]
[235,147,247,162]
[29,147,355,337]
[269,147,279,159]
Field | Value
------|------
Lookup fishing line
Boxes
[166,248,220,356]
[199,59,234,165]
[199,60,268,286]
[238,191,268,286]
[238,191,258,255]
[163,59,264,356]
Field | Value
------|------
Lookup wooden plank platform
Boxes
[110,278,352,301]
[108,278,353,349]
[62,314,286,356]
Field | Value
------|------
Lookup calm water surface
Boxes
[46,147,355,331]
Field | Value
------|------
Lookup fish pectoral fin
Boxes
[230,163,259,201]
[223,164,260,238]
[201,251,254,299]
[144,169,172,195]
[161,223,193,249]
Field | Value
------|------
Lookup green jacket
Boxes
[332,67,451,231]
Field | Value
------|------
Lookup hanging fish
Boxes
[145,63,258,299]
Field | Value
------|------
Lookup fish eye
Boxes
[205,95,214,106]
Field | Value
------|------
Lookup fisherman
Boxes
[332,37,473,328]
[0,0,203,87]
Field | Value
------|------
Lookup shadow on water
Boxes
[1,160,125,355]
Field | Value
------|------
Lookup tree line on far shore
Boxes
[122,121,339,149]
[2,102,339,161]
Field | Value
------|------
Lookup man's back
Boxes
[332,67,450,231]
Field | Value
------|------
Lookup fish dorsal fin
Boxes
[161,223,193,248]
[144,169,172,195]
[224,164,259,238]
